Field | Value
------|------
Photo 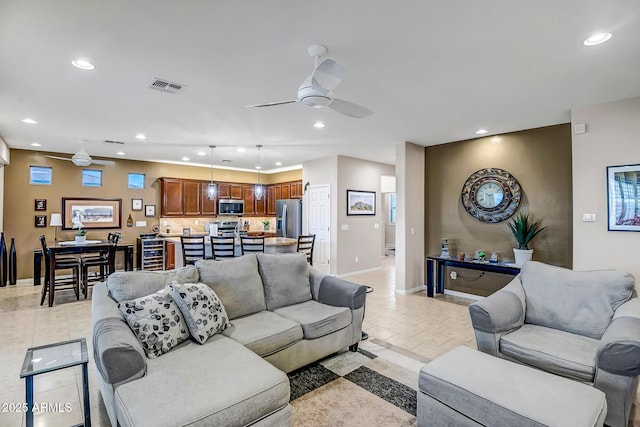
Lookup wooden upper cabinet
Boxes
[217,183,231,199]
[291,181,303,198]
[230,184,243,199]
[183,181,201,215]
[201,183,216,215]
[255,186,267,216]
[281,183,291,199]
[242,184,255,215]
[266,186,276,215]
[161,178,185,216]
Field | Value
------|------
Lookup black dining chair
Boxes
[39,235,81,307]
[210,236,236,260]
[181,235,206,265]
[80,233,120,298]
[240,236,265,255]
[296,234,316,265]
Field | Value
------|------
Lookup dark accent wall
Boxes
[426,124,572,267]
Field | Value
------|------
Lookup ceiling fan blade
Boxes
[92,159,115,166]
[246,100,297,108]
[329,98,374,119]
[45,155,73,161]
[312,58,344,91]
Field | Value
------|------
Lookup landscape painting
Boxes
[347,190,376,216]
[62,198,122,229]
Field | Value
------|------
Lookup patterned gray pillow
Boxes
[171,282,230,344]
[118,286,189,359]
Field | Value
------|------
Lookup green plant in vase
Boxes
[73,221,87,242]
[507,212,547,266]
[262,220,271,231]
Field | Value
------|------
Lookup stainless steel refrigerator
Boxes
[276,199,302,238]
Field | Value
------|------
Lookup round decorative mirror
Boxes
[461,168,521,223]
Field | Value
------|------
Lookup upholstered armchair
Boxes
[469,261,640,427]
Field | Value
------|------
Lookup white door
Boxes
[308,185,330,274]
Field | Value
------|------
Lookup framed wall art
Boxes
[145,204,156,217]
[34,199,47,211]
[132,198,143,211]
[62,197,122,230]
[607,164,640,231]
[347,190,376,216]
[35,215,47,227]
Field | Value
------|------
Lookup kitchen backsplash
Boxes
[160,216,275,234]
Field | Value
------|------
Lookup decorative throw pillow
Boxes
[171,282,231,344]
[118,286,190,359]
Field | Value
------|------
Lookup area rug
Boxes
[288,339,430,427]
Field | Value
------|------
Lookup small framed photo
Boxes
[607,164,640,231]
[35,215,47,227]
[347,190,376,216]
[145,204,156,217]
[132,198,143,211]
[34,199,47,211]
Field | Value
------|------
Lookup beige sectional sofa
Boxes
[92,253,367,427]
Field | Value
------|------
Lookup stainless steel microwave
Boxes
[218,200,244,215]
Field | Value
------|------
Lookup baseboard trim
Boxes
[338,266,382,278]
[395,285,426,295]
[444,289,483,300]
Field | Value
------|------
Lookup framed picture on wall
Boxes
[35,215,47,227]
[607,164,640,231]
[61,197,122,229]
[347,190,376,216]
[145,204,156,217]
[132,198,143,211]
[34,199,47,211]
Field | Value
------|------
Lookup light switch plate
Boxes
[374,223,379,229]
[341,224,349,231]
[582,213,597,222]
[136,220,147,227]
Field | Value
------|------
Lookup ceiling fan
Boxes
[247,45,374,119]
[45,140,115,166]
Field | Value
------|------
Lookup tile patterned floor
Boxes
[0,256,637,426]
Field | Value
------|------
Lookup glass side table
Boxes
[20,338,90,427]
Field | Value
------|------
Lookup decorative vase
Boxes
[263,224,270,231]
[513,248,533,266]
[0,232,6,287]
[75,235,87,243]
[9,238,16,285]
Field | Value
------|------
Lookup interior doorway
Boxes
[307,184,331,274]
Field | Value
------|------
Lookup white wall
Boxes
[572,96,640,279]
[336,156,394,275]
[395,142,425,293]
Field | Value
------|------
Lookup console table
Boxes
[426,255,521,297]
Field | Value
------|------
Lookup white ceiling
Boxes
[1,1,639,173]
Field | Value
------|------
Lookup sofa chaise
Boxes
[92,253,367,427]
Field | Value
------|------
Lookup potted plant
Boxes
[507,212,547,266]
[73,221,87,243]
[262,220,271,231]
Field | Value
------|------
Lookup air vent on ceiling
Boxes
[148,78,186,94]
[104,140,125,145]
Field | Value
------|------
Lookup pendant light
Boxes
[207,145,217,199]
[254,145,263,201]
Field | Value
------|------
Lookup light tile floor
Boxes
[0,256,637,426]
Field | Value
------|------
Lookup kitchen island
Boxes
[165,236,298,269]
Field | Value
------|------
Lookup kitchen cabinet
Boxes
[281,183,291,199]
[201,183,217,215]
[218,183,242,199]
[241,184,267,216]
[165,240,175,270]
[160,178,202,216]
[291,181,303,198]
[267,185,282,215]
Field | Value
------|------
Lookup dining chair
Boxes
[39,235,81,307]
[240,236,265,255]
[81,238,119,298]
[181,235,206,265]
[296,234,316,265]
[210,236,236,260]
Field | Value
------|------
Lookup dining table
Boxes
[34,240,134,305]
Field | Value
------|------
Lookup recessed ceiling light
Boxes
[135,133,147,140]
[256,166,262,170]
[275,161,282,166]
[237,147,246,153]
[584,33,612,46]
[313,121,325,129]
[71,59,95,70]
[117,151,126,156]
[30,142,42,147]
[182,157,190,161]
[197,151,206,156]
[475,129,488,135]
[22,118,37,124]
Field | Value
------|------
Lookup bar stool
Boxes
[180,235,206,265]
[80,232,121,298]
[39,235,81,307]
[296,234,316,265]
[240,236,265,255]
[210,236,236,260]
